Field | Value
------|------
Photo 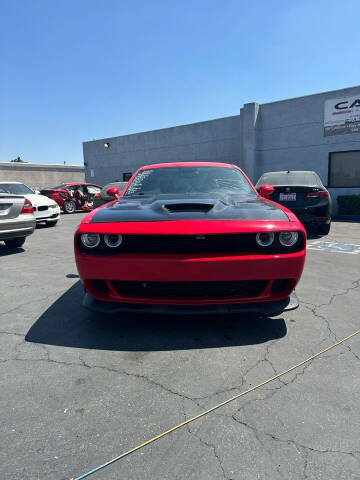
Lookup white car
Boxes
[0,182,60,227]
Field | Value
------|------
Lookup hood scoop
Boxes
[164,202,214,213]
[91,193,290,223]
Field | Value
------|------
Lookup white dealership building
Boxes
[83,85,360,212]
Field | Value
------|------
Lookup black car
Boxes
[93,182,128,208]
[255,171,332,234]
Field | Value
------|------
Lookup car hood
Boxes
[25,193,58,207]
[90,194,289,223]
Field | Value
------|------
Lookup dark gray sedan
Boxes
[93,182,127,208]
[0,193,36,247]
[255,171,332,234]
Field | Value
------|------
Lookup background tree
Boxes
[10,156,27,163]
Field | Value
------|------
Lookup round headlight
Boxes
[279,231,299,247]
[256,232,275,247]
[81,233,100,249]
[104,234,123,248]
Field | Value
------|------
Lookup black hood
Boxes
[90,193,289,223]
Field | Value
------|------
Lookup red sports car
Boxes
[40,182,103,214]
[75,162,306,316]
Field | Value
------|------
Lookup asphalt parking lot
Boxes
[1,215,360,480]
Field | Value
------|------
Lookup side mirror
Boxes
[259,184,275,198]
[107,186,120,198]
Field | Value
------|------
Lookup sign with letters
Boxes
[324,95,360,137]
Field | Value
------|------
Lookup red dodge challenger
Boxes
[75,162,306,316]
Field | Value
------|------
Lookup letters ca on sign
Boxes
[324,95,360,137]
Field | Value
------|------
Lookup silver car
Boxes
[0,193,36,248]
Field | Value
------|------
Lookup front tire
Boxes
[318,223,331,235]
[46,220,58,227]
[5,237,26,248]
[63,200,76,214]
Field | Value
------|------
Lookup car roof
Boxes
[55,182,102,186]
[256,171,322,188]
[139,162,238,170]
[260,171,317,175]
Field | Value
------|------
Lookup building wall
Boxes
[253,85,360,213]
[0,163,85,190]
[83,115,241,185]
[83,85,360,214]
[255,85,360,183]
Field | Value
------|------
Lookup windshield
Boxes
[0,183,34,195]
[104,182,127,191]
[124,167,255,196]
[257,172,321,187]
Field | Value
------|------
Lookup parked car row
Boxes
[1,168,331,251]
[0,180,113,249]
[85,171,331,234]
[0,182,60,226]
[0,181,62,249]
[0,180,119,249]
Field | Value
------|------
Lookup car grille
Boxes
[86,278,296,302]
[111,280,268,299]
[122,234,255,253]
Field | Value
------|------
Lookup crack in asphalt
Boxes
[0,333,205,408]
[232,416,360,460]
[231,415,360,480]
[301,278,360,362]
[0,290,66,318]
[181,399,232,480]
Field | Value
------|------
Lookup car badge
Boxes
[285,187,291,193]
[195,235,206,240]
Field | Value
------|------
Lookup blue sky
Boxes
[1,0,359,165]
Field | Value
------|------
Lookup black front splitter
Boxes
[83,291,299,317]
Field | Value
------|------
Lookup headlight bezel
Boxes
[278,231,299,247]
[255,231,275,247]
[81,233,101,249]
[104,234,123,248]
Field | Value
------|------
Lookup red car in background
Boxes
[40,183,103,214]
[75,162,306,317]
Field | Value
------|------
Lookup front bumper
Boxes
[83,290,299,316]
[34,206,60,221]
[76,249,305,307]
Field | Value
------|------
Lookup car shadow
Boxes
[25,282,287,352]
[36,223,51,229]
[304,226,327,240]
[306,231,323,240]
[0,245,25,256]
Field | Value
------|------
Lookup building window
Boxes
[123,172,132,181]
[328,151,360,187]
